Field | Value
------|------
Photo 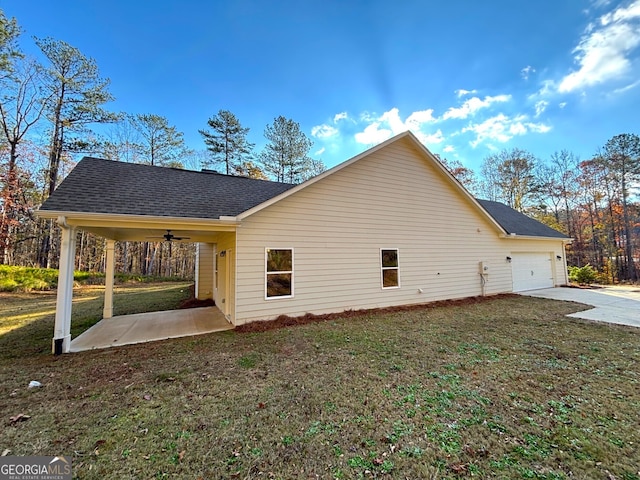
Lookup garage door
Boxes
[511,252,553,292]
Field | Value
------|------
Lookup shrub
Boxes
[568,264,597,285]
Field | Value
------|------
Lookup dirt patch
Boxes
[177,284,216,309]
[178,297,215,309]
[236,293,517,333]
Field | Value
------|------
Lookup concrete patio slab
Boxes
[522,285,640,328]
[70,306,233,352]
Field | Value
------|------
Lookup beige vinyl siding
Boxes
[213,232,236,323]
[195,243,215,299]
[233,137,522,324]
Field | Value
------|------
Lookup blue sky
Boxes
[3,0,640,172]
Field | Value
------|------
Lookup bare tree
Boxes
[0,59,49,263]
[439,156,479,195]
[603,133,640,281]
[480,148,539,212]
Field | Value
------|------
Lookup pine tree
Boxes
[130,113,190,167]
[199,109,254,175]
[35,37,116,267]
[0,9,21,79]
[259,115,313,183]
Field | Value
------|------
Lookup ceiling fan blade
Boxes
[144,231,191,241]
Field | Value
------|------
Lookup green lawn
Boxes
[0,286,638,479]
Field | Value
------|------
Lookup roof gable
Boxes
[237,131,508,235]
[39,157,296,219]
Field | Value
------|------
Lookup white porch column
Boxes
[195,243,201,298]
[103,239,115,319]
[53,218,76,355]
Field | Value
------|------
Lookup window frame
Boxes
[265,247,294,300]
[380,248,400,289]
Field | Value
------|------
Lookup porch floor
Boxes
[69,306,233,352]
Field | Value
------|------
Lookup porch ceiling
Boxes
[79,225,229,243]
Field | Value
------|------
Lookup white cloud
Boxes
[611,79,640,94]
[406,109,436,128]
[443,145,455,153]
[354,122,393,145]
[591,0,612,9]
[353,107,441,146]
[359,112,379,124]
[315,147,326,156]
[379,108,406,134]
[462,114,551,147]
[415,129,445,145]
[559,102,567,108]
[442,95,511,120]
[534,100,549,117]
[521,65,536,80]
[455,88,478,97]
[559,0,640,92]
[333,112,349,122]
[311,124,338,138]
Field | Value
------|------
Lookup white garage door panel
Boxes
[512,253,553,292]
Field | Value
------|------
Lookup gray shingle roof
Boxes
[40,157,568,240]
[39,157,296,219]
[477,199,568,239]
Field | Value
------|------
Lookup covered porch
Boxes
[69,306,233,352]
[45,214,238,354]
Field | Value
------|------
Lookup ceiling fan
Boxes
[146,230,191,242]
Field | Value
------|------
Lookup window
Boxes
[266,248,293,298]
[381,248,399,288]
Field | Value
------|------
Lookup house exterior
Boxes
[38,131,569,353]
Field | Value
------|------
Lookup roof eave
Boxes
[36,210,240,230]
[500,233,572,242]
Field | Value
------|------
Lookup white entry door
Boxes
[511,252,554,292]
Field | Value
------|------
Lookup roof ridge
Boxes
[77,156,294,186]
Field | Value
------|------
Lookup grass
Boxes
[0,286,639,479]
[0,282,192,357]
[0,265,189,292]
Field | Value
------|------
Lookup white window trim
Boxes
[265,247,294,300]
[380,248,400,289]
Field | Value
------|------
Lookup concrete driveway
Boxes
[522,285,640,328]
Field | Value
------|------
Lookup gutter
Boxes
[499,233,573,243]
[35,210,241,228]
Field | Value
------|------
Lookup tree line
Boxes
[440,134,640,283]
[0,9,323,276]
[1,9,638,283]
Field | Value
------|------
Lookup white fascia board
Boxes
[35,210,240,231]
[500,234,572,242]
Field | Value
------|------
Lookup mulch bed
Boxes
[236,293,518,333]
